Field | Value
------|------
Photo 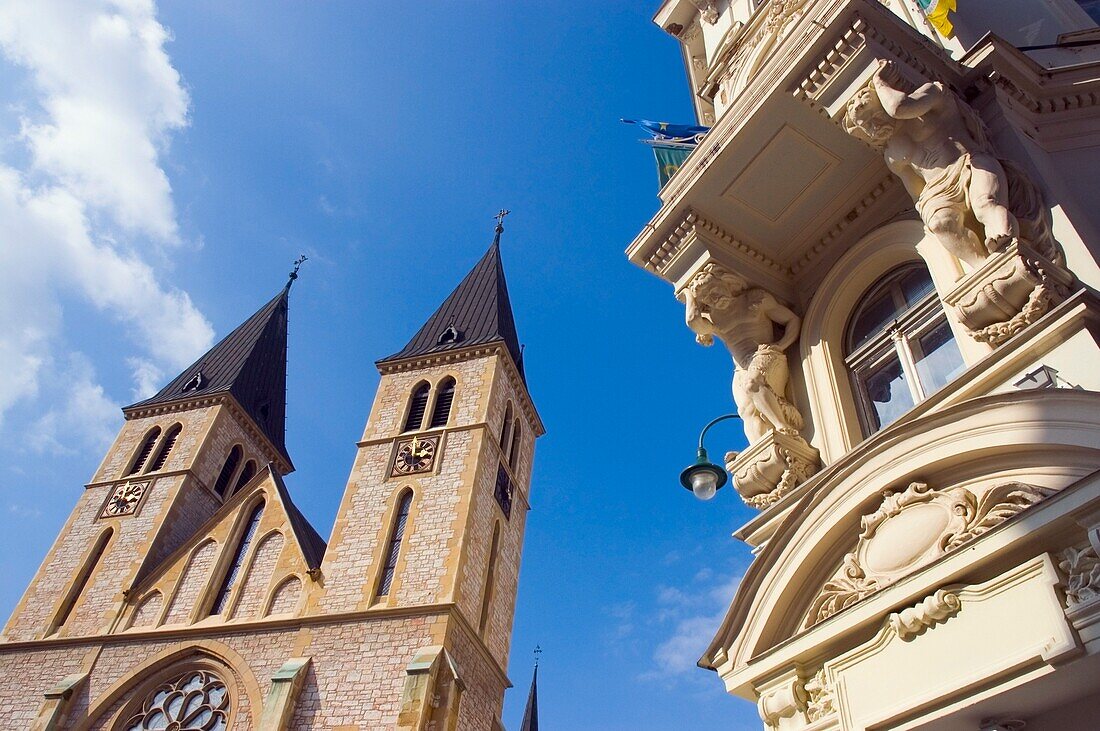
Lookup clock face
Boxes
[391,435,440,476]
[101,481,150,518]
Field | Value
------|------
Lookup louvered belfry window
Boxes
[429,378,456,428]
[233,460,257,493]
[127,427,161,475]
[210,501,264,615]
[378,491,413,598]
[147,423,182,473]
[508,422,522,470]
[212,445,243,497]
[403,383,431,432]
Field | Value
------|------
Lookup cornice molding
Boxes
[123,394,292,475]
[641,208,789,278]
[378,343,544,436]
[0,601,514,689]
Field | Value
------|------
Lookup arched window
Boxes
[127,427,161,476]
[212,446,243,498]
[233,460,257,493]
[209,501,264,615]
[845,263,964,435]
[377,490,413,599]
[508,421,522,470]
[499,402,514,449]
[479,524,501,634]
[123,669,229,731]
[429,378,456,428]
[146,423,182,473]
[49,528,112,635]
[403,383,431,432]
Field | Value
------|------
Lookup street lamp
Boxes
[679,413,741,501]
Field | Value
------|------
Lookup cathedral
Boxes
[0,222,540,729]
[628,0,1100,728]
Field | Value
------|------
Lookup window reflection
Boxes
[845,263,965,436]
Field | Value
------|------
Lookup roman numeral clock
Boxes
[390,435,441,477]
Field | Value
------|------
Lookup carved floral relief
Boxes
[804,481,1053,628]
[1059,544,1100,607]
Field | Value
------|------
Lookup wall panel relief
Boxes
[844,61,1073,346]
[804,480,1053,628]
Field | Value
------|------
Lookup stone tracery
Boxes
[123,670,230,731]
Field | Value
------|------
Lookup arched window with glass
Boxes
[845,263,965,435]
[209,501,264,616]
[376,489,414,599]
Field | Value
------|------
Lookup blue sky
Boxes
[0,2,759,728]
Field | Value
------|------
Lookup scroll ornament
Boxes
[804,481,1053,628]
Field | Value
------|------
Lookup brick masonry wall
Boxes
[319,358,491,615]
[0,349,539,729]
[4,402,280,642]
[0,613,453,729]
[163,539,219,625]
[232,531,284,619]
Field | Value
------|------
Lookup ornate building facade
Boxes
[631,0,1100,728]
[0,229,541,730]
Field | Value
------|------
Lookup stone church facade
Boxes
[631,0,1100,728]
[0,229,541,730]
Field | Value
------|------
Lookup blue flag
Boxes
[622,118,710,141]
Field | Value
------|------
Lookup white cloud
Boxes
[0,0,189,241]
[127,357,164,401]
[645,570,744,682]
[27,354,121,454]
[0,0,213,433]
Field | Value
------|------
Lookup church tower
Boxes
[310,220,544,727]
[1,283,294,644]
[0,227,540,731]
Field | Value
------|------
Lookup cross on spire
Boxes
[286,254,308,291]
[495,208,510,232]
[533,644,542,668]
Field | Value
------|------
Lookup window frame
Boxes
[845,265,962,435]
[402,382,432,433]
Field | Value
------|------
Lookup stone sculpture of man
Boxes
[844,60,1020,269]
[682,263,804,444]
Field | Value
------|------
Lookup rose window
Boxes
[124,670,230,730]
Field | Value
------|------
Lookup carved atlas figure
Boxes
[683,263,804,443]
[844,60,1058,269]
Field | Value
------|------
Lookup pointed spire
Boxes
[378,214,524,380]
[125,285,293,467]
[519,650,540,731]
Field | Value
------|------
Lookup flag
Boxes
[917,0,956,38]
[652,143,692,189]
[622,118,710,141]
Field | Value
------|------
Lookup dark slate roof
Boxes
[126,287,292,465]
[378,236,524,379]
[269,466,327,570]
[520,665,539,731]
